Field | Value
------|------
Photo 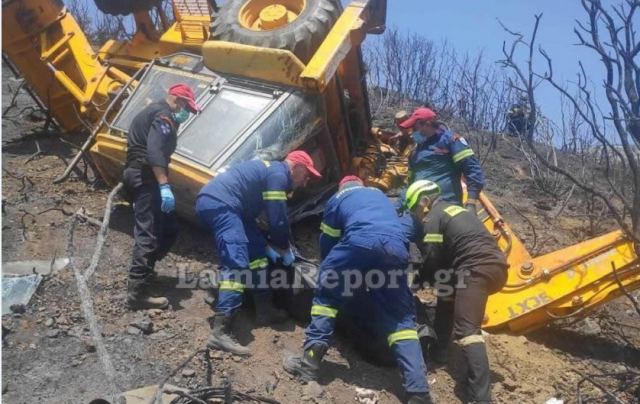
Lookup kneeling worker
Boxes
[284,176,432,404]
[196,151,321,356]
[404,180,508,403]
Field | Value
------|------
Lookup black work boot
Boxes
[428,340,448,365]
[208,313,252,356]
[462,341,492,403]
[253,292,289,326]
[431,298,454,365]
[127,276,169,310]
[406,392,435,404]
[283,344,326,381]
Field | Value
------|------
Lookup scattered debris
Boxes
[355,387,380,404]
[117,384,185,404]
[2,258,69,276]
[129,316,153,334]
[576,318,602,336]
[9,304,26,314]
[2,275,42,315]
[545,398,563,404]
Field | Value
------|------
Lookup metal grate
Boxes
[173,0,210,18]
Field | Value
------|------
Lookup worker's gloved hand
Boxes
[465,201,477,215]
[282,248,296,267]
[265,245,281,263]
[159,184,175,213]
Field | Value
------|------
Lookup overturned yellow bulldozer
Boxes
[2,0,638,338]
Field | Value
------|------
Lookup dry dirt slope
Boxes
[1,73,639,403]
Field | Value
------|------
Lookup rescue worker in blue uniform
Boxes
[196,150,322,356]
[400,107,485,212]
[124,83,199,310]
[404,180,508,403]
[284,176,433,404]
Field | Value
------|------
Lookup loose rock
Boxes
[45,318,55,327]
[46,329,61,338]
[126,326,143,336]
[81,336,96,353]
[209,350,224,360]
[577,318,601,336]
[264,376,279,394]
[9,304,25,314]
[181,368,196,378]
[355,387,379,404]
[129,316,153,334]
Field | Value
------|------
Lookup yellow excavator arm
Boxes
[477,193,639,333]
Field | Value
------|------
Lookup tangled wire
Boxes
[152,348,279,404]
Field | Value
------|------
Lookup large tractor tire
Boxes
[211,0,341,63]
[93,0,159,16]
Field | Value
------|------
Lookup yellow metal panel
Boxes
[202,41,306,87]
[300,2,367,91]
[90,131,216,223]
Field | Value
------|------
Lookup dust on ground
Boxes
[2,74,639,404]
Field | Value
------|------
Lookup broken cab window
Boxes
[112,65,214,133]
[222,91,323,166]
[176,88,273,167]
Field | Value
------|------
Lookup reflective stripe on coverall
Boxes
[195,159,292,315]
[306,184,429,394]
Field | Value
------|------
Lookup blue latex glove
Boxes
[282,248,295,266]
[159,183,175,213]
[265,245,281,263]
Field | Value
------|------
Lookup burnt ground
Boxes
[2,72,640,404]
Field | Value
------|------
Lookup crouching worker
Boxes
[196,151,322,356]
[284,176,432,404]
[404,180,508,403]
[124,83,199,310]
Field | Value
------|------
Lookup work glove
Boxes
[265,245,281,263]
[282,248,295,267]
[465,201,477,215]
[159,183,175,213]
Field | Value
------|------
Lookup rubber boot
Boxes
[430,297,454,364]
[208,313,251,356]
[127,276,169,310]
[283,344,326,382]
[462,342,492,403]
[406,392,434,404]
[428,341,448,365]
[254,292,289,326]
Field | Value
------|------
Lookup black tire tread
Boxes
[210,0,341,63]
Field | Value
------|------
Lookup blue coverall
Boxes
[195,159,292,315]
[305,183,429,394]
[408,129,485,205]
